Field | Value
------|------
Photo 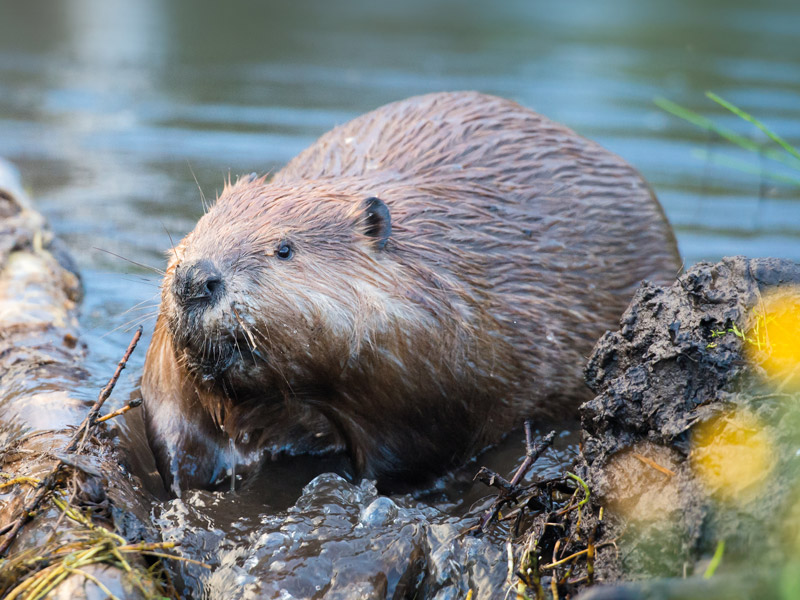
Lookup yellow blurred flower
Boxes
[691,409,773,502]
[746,287,800,391]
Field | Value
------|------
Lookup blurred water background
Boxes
[0,0,798,436]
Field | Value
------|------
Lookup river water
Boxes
[0,0,798,597]
[1,0,799,399]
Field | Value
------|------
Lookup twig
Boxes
[514,424,556,487]
[96,397,143,424]
[506,539,515,587]
[136,551,212,569]
[550,570,559,599]
[632,452,676,477]
[476,426,557,531]
[474,468,514,494]
[586,516,600,586]
[0,472,61,556]
[541,542,615,570]
[66,567,122,600]
[516,531,545,600]
[73,326,143,452]
[0,327,143,557]
[0,476,41,489]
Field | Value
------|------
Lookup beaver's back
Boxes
[274,92,667,212]
[273,91,680,415]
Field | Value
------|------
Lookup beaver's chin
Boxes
[177,334,260,385]
[181,348,232,384]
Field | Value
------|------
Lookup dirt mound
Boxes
[575,256,800,596]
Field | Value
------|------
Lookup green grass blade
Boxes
[655,97,760,153]
[706,92,800,163]
[703,540,725,579]
[655,97,800,170]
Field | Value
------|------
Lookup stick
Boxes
[72,327,143,453]
[477,426,556,531]
[513,425,556,487]
[96,398,143,424]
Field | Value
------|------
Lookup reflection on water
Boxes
[0,0,797,593]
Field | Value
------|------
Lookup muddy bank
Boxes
[140,427,577,599]
[572,256,800,597]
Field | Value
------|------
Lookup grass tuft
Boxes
[655,93,800,187]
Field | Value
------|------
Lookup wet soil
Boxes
[572,257,800,597]
[145,424,577,599]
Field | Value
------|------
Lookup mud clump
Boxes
[582,256,800,465]
[574,256,800,596]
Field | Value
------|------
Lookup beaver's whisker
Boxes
[231,306,257,353]
[120,276,160,288]
[206,335,214,368]
[236,324,256,355]
[258,322,275,354]
[230,328,245,365]
[187,160,209,215]
[153,317,168,338]
[117,295,161,318]
[232,317,289,390]
[121,303,160,315]
[248,328,276,358]
[199,332,209,366]
[93,247,165,276]
[248,328,294,395]
[123,314,159,333]
[160,220,183,262]
[101,311,159,339]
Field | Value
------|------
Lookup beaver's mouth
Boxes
[178,333,260,383]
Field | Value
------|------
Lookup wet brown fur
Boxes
[142,92,680,494]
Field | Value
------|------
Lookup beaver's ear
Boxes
[361,197,391,250]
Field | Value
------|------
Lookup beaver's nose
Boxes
[172,259,225,307]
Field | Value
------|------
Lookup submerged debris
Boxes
[472,426,611,600]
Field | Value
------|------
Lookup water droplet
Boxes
[360,496,398,526]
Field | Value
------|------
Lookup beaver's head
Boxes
[161,176,400,399]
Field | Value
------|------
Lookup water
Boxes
[1,0,799,384]
[0,0,798,596]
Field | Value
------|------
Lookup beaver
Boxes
[142,91,680,495]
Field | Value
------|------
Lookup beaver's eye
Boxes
[276,243,293,260]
